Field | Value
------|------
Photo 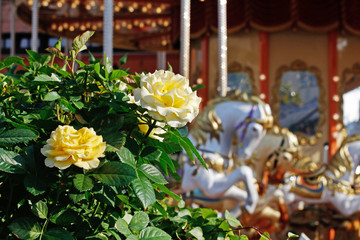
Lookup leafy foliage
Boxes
[0,31,270,239]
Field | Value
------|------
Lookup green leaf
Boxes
[116,147,136,167]
[31,200,48,219]
[259,232,271,240]
[139,227,171,240]
[153,183,181,201]
[73,174,94,192]
[201,208,218,219]
[287,232,299,238]
[129,212,149,232]
[43,228,74,240]
[189,227,205,240]
[0,148,26,174]
[192,84,205,91]
[110,70,129,81]
[33,74,61,84]
[8,217,41,240]
[43,91,61,101]
[72,101,84,109]
[239,235,249,240]
[115,218,132,237]
[26,49,42,62]
[104,54,113,76]
[49,208,77,226]
[119,54,128,66]
[24,175,47,195]
[132,175,155,209]
[154,202,167,218]
[126,234,138,240]
[138,164,167,184]
[167,63,173,72]
[0,128,38,145]
[0,56,26,70]
[141,146,162,163]
[92,162,137,187]
[225,210,241,228]
[72,31,95,54]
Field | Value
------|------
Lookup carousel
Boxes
[6,0,360,239]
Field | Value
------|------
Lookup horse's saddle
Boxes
[290,175,325,199]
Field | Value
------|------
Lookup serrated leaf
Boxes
[8,217,41,240]
[138,164,167,184]
[225,210,241,228]
[26,49,42,62]
[24,175,47,195]
[92,162,136,187]
[139,227,171,240]
[126,234,138,240]
[116,147,136,167]
[31,200,48,219]
[0,129,38,144]
[73,31,94,54]
[73,174,94,192]
[43,91,61,101]
[43,228,74,240]
[141,146,162,163]
[0,148,26,174]
[189,227,204,240]
[132,175,155,209]
[201,208,218,219]
[72,101,84,109]
[115,218,132,236]
[129,212,149,232]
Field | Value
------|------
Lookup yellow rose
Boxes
[41,125,106,170]
[138,119,166,142]
[133,70,201,128]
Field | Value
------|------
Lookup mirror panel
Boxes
[340,63,360,136]
[271,60,326,145]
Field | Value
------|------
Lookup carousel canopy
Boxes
[15,0,360,51]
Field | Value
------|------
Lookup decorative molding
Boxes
[270,59,326,145]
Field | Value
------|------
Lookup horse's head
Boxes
[233,98,273,161]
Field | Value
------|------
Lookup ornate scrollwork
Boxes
[271,60,326,145]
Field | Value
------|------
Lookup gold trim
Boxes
[270,60,326,145]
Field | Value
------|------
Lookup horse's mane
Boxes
[328,134,360,178]
[190,92,267,146]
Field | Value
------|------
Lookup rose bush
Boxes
[0,31,281,240]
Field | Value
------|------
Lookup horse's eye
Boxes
[252,127,258,132]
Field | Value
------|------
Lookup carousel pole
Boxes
[157,51,166,70]
[180,0,190,79]
[10,0,15,56]
[218,0,227,97]
[31,0,38,51]
[103,0,113,63]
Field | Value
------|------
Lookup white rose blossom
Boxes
[133,70,201,128]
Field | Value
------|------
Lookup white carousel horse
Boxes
[176,93,273,218]
[279,134,360,217]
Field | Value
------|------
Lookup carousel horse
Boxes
[176,92,273,218]
[237,127,302,234]
[279,133,360,217]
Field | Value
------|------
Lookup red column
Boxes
[259,31,269,103]
[200,35,209,110]
[328,31,338,160]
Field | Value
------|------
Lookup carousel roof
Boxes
[16,0,360,51]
